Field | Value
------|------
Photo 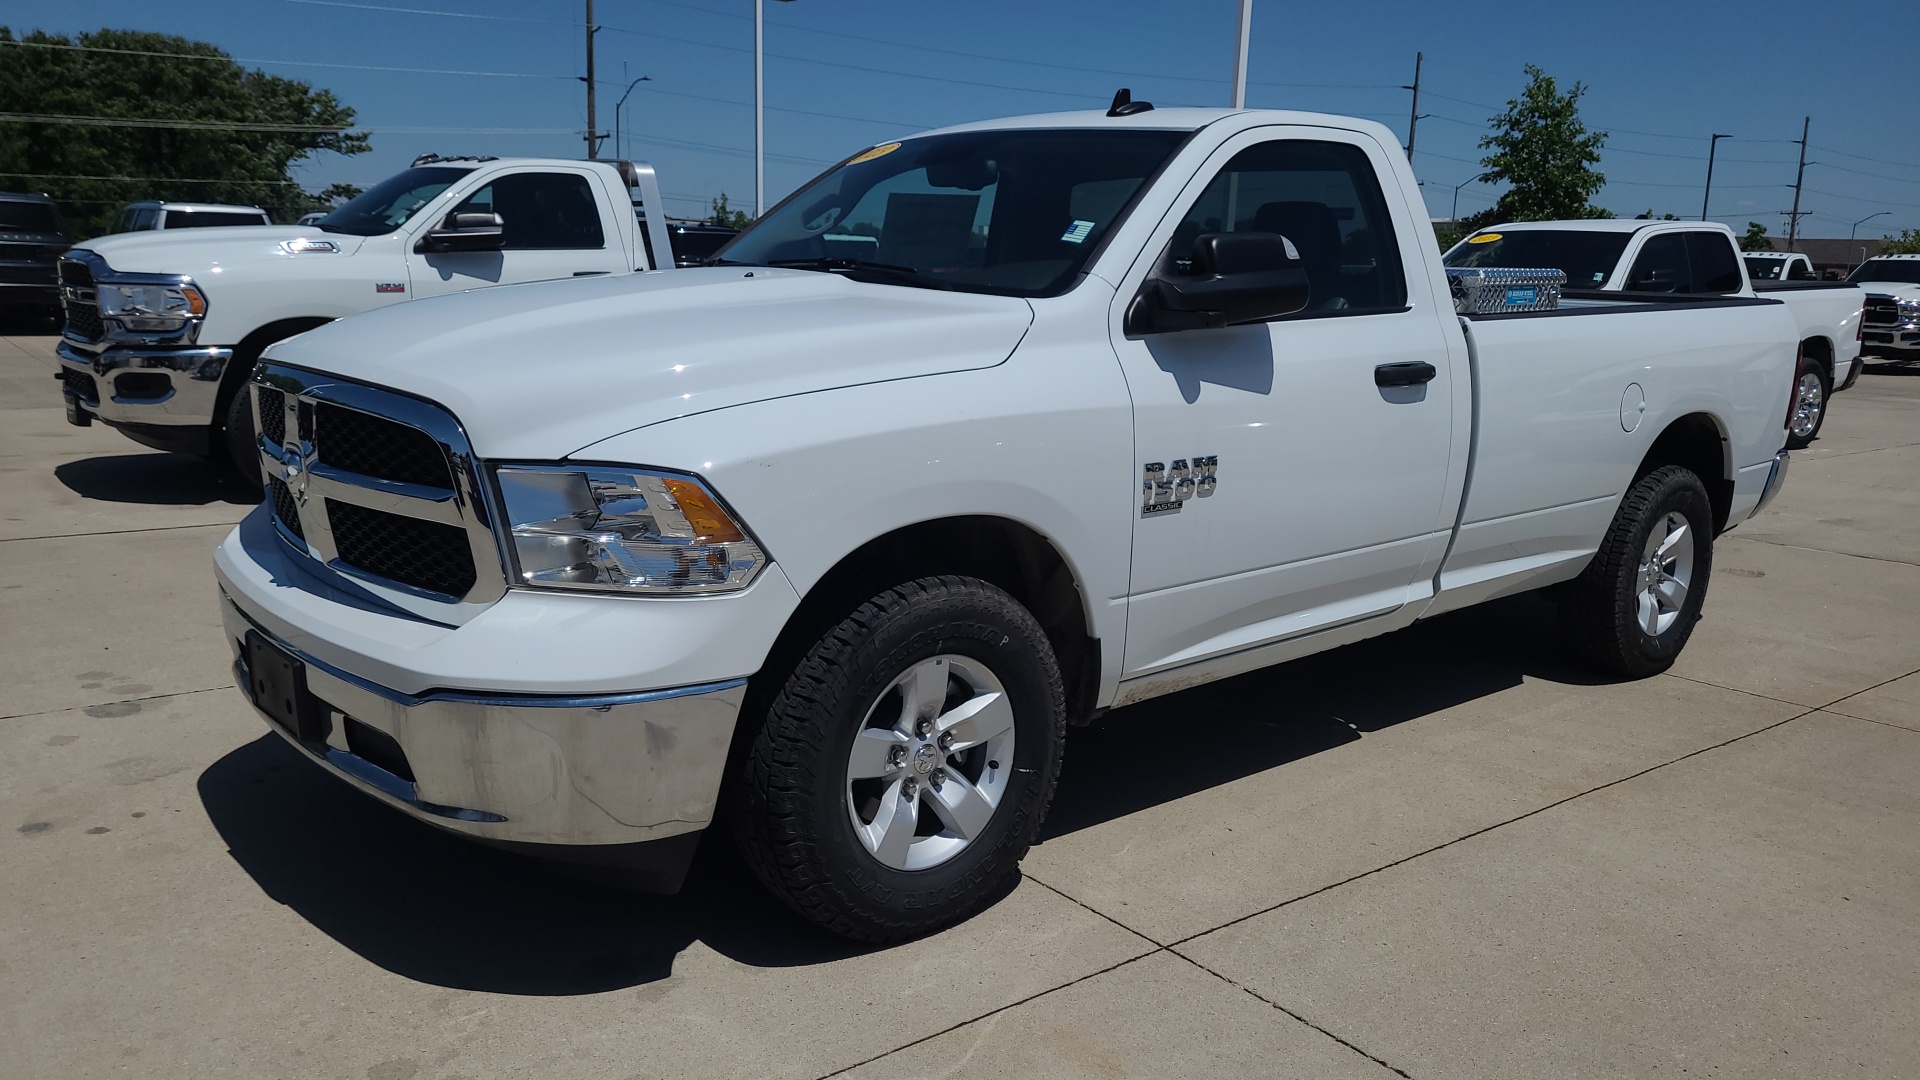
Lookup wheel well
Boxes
[1637,413,1733,533]
[215,317,335,412]
[730,517,1100,777]
[1801,336,1833,378]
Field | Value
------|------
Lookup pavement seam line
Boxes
[1162,705,1819,951]
[1826,711,1920,735]
[1722,535,1920,569]
[1658,671,1810,708]
[1025,874,1171,948]
[1816,664,1920,711]
[1170,950,1416,1079]
[0,684,229,723]
[809,946,1166,1080]
[0,520,243,545]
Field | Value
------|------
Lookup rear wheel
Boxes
[1785,355,1829,449]
[220,388,261,488]
[1559,465,1715,678]
[730,576,1065,942]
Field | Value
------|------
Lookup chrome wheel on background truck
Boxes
[1786,355,1829,449]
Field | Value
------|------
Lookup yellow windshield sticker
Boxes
[847,142,900,165]
[1468,232,1502,244]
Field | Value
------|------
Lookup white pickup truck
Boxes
[55,155,676,481]
[1444,220,1864,448]
[215,104,1797,942]
[1851,254,1920,366]
[1743,250,1815,283]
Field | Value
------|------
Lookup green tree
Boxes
[1478,65,1608,221]
[709,192,752,230]
[1741,222,1774,251]
[1883,228,1920,255]
[0,27,368,234]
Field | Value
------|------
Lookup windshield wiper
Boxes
[762,257,952,289]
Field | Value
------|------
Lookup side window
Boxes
[1685,232,1743,293]
[1161,139,1406,315]
[454,172,605,250]
[1626,234,1688,292]
[1787,259,1816,282]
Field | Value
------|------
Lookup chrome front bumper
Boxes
[57,339,232,426]
[220,590,747,848]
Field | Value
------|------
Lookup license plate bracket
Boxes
[244,631,329,745]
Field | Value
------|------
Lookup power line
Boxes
[0,171,301,185]
[0,111,347,133]
[282,0,572,24]
[0,38,571,79]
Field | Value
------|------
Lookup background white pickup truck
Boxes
[55,155,676,481]
[1743,250,1816,283]
[1851,254,1920,365]
[1445,219,1864,447]
[215,104,1797,942]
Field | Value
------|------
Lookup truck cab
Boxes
[115,202,272,231]
[56,156,672,480]
[1851,254,1920,363]
[1744,251,1816,282]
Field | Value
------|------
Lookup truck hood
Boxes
[75,227,369,276]
[1856,281,1920,299]
[262,267,1037,459]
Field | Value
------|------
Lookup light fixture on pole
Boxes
[1452,171,1490,222]
[755,0,797,218]
[1700,133,1731,221]
[1848,211,1890,271]
[613,75,651,161]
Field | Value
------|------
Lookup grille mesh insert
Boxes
[1864,296,1899,327]
[256,386,286,445]
[314,403,452,489]
[269,478,305,541]
[326,499,476,597]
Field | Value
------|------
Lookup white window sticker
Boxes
[1060,219,1095,244]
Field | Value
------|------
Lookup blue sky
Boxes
[7,0,1917,238]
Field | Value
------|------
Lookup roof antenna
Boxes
[1107,88,1154,118]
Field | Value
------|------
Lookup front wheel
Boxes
[729,576,1065,943]
[1559,465,1715,678]
[1785,356,1830,449]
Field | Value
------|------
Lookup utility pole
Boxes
[1229,0,1253,108]
[1701,133,1730,221]
[583,0,601,159]
[1786,115,1810,251]
[1402,52,1425,163]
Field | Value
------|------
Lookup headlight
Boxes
[1898,297,1920,322]
[96,281,207,333]
[494,464,767,595]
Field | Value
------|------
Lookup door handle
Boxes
[1374,362,1438,387]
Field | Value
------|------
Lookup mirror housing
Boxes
[415,211,505,253]
[1127,232,1310,334]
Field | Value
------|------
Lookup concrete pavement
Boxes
[3,326,1915,1079]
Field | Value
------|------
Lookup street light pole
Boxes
[754,0,796,218]
[1452,171,1489,222]
[1229,0,1253,108]
[1848,211,1890,271]
[613,75,651,161]
[1701,133,1730,221]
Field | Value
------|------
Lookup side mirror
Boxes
[414,211,505,253]
[1126,232,1310,334]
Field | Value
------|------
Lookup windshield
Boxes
[318,166,473,236]
[0,201,65,234]
[1744,256,1788,281]
[715,128,1191,296]
[1849,259,1920,285]
[1444,229,1632,288]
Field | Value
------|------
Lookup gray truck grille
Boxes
[57,257,104,342]
[252,365,505,613]
[1863,296,1900,327]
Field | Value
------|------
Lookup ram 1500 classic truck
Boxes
[55,155,676,481]
[1850,254,1920,366]
[215,106,1798,942]
[1445,220,1863,447]
[1743,250,1815,283]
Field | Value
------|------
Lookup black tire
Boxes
[1559,465,1715,678]
[729,575,1065,943]
[1784,353,1830,450]
[219,385,262,488]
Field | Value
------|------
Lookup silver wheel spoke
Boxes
[1657,576,1687,610]
[934,691,1014,752]
[927,773,995,840]
[863,778,919,866]
[1638,591,1661,636]
[904,657,950,724]
[1655,521,1689,561]
[847,727,909,780]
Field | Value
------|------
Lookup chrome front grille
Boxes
[57,257,104,342]
[252,364,505,616]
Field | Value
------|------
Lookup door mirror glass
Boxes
[1129,232,1310,334]
[415,211,506,253]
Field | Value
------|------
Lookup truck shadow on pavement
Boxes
[198,592,1609,994]
[55,454,259,506]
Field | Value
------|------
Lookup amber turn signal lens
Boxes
[662,478,746,544]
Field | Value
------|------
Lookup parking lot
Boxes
[2,324,1916,1078]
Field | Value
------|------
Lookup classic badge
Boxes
[1141,456,1218,516]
